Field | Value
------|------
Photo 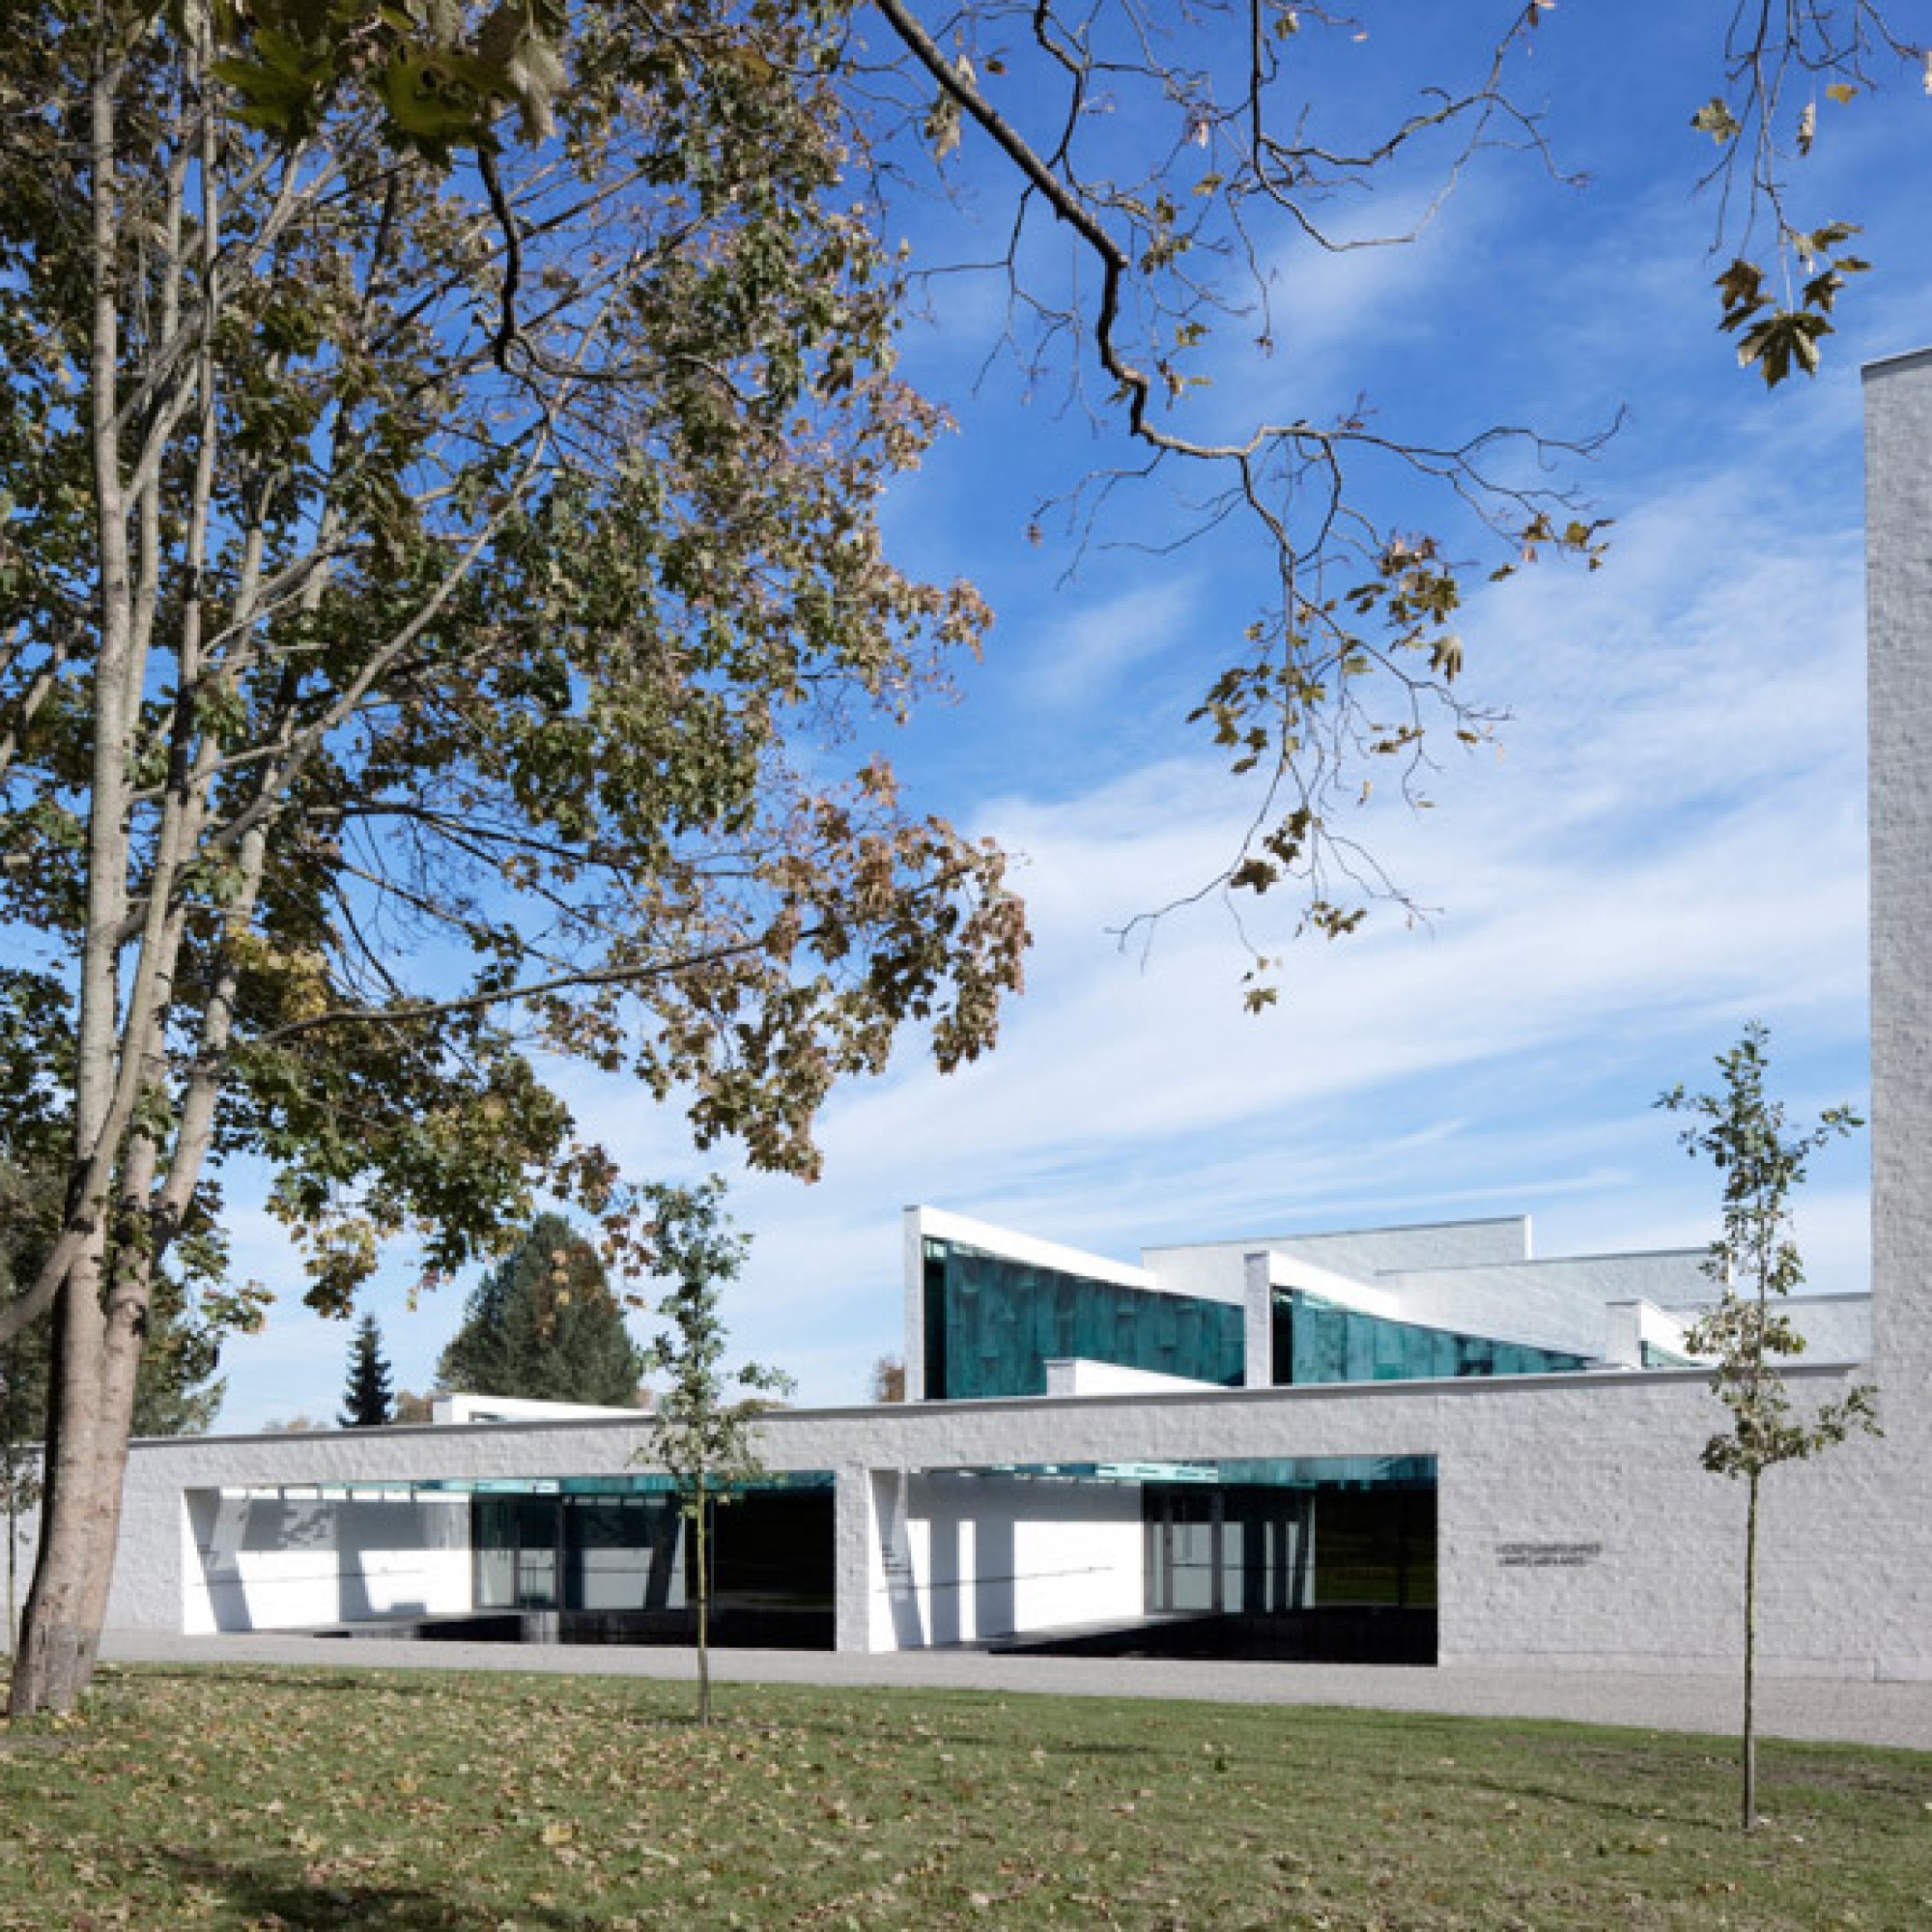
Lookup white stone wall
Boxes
[5,1491,39,1648]
[883,1472,1143,1646]
[1865,348,1932,1413]
[89,1360,1928,1678]
[1145,1217,1533,1290]
[1603,1300,1698,1369]
[1389,1253,1708,1358]
[1778,1295,1874,1363]
[1043,1358,1222,1396]
[183,1489,472,1633]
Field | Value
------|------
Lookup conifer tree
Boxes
[438,1216,645,1409]
[340,1314,395,1429]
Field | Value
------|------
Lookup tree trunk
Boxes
[11,1259,111,1715]
[695,1488,712,1726]
[1741,1468,1760,1832]
[11,1369,144,1715]
[9,20,142,1723]
[9,1169,154,1717]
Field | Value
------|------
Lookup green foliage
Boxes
[437,1214,644,1408]
[3,1263,227,1448]
[1660,1022,1879,1831]
[634,1179,792,1721]
[0,0,1024,1323]
[339,1312,394,1428]
[206,0,571,153]
[1661,1024,1877,1482]
[637,1181,792,1497]
[2,974,227,1444]
[2,1167,224,1448]
[3,0,1027,1713]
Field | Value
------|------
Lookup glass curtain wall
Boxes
[1144,1472,1436,1615]
[923,1237,1245,1400]
[472,1480,837,1615]
[1271,1290,1592,1385]
[473,1492,681,1612]
[1640,1339,1698,1368]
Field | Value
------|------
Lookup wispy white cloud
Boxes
[215,417,1873,1427]
[208,34,1902,1428]
[1014,577,1200,714]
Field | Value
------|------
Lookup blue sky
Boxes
[213,7,1927,1425]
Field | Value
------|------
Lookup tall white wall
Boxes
[1866,348,1932,1416]
[1853,347,1932,1675]
[183,1490,472,1634]
[89,1362,1924,1677]
[1389,1253,1710,1358]
[883,1472,1144,1647]
[1143,1219,1532,1301]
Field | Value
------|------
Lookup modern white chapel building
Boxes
[14,351,1932,1680]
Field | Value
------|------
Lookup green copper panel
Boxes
[923,1238,1244,1400]
[1271,1290,1592,1386]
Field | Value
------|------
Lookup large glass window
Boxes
[1144,1463,1436,1615]
[474,1492,673,1611]
[1640,1339,1697,1368]
[922,1237,1244,1400]
[1310,1489,1436,1607]
[469,1478,832,1613]
[1270,1289,1591,1386]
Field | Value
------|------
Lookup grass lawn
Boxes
[1,1664,1928,1929]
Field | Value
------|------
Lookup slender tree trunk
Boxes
[2,1350,24,1649]
[10,24,137,1719]
[1741,1469,1760,1832]
[695,1487,712,1725]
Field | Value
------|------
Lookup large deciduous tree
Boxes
[437,1213,646,1408]
[2,0,1916,1718]
[0,1,1023,1716]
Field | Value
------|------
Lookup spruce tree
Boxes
[340,1314,395,1428]
[438,1216,645,1408]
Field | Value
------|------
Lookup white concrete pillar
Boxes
[1242,1251,1273,1387]
[1863,348,1932,1420]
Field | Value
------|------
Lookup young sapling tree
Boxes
[1661,1023,1878,1832]
[634,1181,792,1725]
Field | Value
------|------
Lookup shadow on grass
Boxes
[100,1664,507,1702]
[155,1846,587,1932]
[1448,1767,1724,1832]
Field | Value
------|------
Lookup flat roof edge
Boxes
[1148,1212,1530,1250]
[1377,1245,1708,1278]
[1863,345,1932,380]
